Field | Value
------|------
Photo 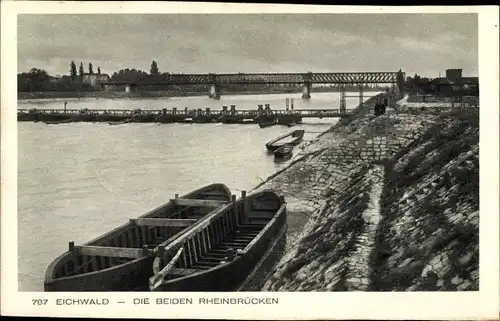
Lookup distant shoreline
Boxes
[18,87,384,102]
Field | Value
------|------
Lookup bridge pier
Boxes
[302,83,311,99]
[255,104,276,123]
[209,84,220,100]
[340,86,347,115]
[359,85,364,108]
[285,98,296,110]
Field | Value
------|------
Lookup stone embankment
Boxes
[399,94,479,109]
[251,95,479,291]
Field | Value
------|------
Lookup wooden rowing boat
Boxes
[149,190,287,291]
[44,183,232,292]
[265,129,305,151]
[274,143,293,158]
[108,119,131,125]
[42,119,73,125]
[258,121,276,128]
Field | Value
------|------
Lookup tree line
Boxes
[18,60,164,92]
[17,68,95,92]
[69,61,102,80]
[404,74,435,95]
[404,73,478,97]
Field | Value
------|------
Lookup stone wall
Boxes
[252,96,479,291]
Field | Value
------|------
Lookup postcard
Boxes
[1,2,499,319]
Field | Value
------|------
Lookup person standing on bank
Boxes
[374,99,387,117]
[64,101,67,113]
[374,102,380,116]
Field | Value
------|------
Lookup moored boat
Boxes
[258,121,276,128]
[240,119,256,124]
[44,183,232,292]
[108,119,131,125]
[265,129,305,151]
[274,143,293,158]
[149,190,287,291]
[42,119,73,125]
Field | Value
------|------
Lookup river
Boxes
[17,91,378,291]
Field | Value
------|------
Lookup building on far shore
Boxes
[48,75,62,83]
[431,69,479,97]
[82,73,110,87]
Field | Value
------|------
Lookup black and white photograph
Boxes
[1,2,499,320]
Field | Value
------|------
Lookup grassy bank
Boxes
[252,96,479,291]
[370,108,479,291]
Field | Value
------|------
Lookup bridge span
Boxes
[102,70,405,100]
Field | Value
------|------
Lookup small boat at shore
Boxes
[42,119,73,125]
[258,121,276,128]
[44,183,232,292]
[149,190,287,291]
[274,143,294,158]
[286,122,296,127]
[265,129,305,152]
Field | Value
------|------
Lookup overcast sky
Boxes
[17,14,478,78]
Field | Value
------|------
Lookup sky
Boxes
[17,14,478,78]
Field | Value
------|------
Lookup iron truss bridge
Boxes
[103,71,402,86]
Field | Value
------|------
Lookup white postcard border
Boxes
[1,2,499,319]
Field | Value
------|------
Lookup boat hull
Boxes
[108,120,131,125]
[265,130,305,151]
[274,144,293,158]
[274,152,292,158]
[44,256,153,292]
[237,223,287,291]
[43,119,72,125]
[258,122,276,128]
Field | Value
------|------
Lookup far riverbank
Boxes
[18,87,384,101]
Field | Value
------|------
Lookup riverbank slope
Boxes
[252,95,479,291]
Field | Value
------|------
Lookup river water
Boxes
[17,91,377,291]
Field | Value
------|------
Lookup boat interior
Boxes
[151,191,284,283]
[275,143,294,155]
[50,186,231,279]
[267,130,304,148]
